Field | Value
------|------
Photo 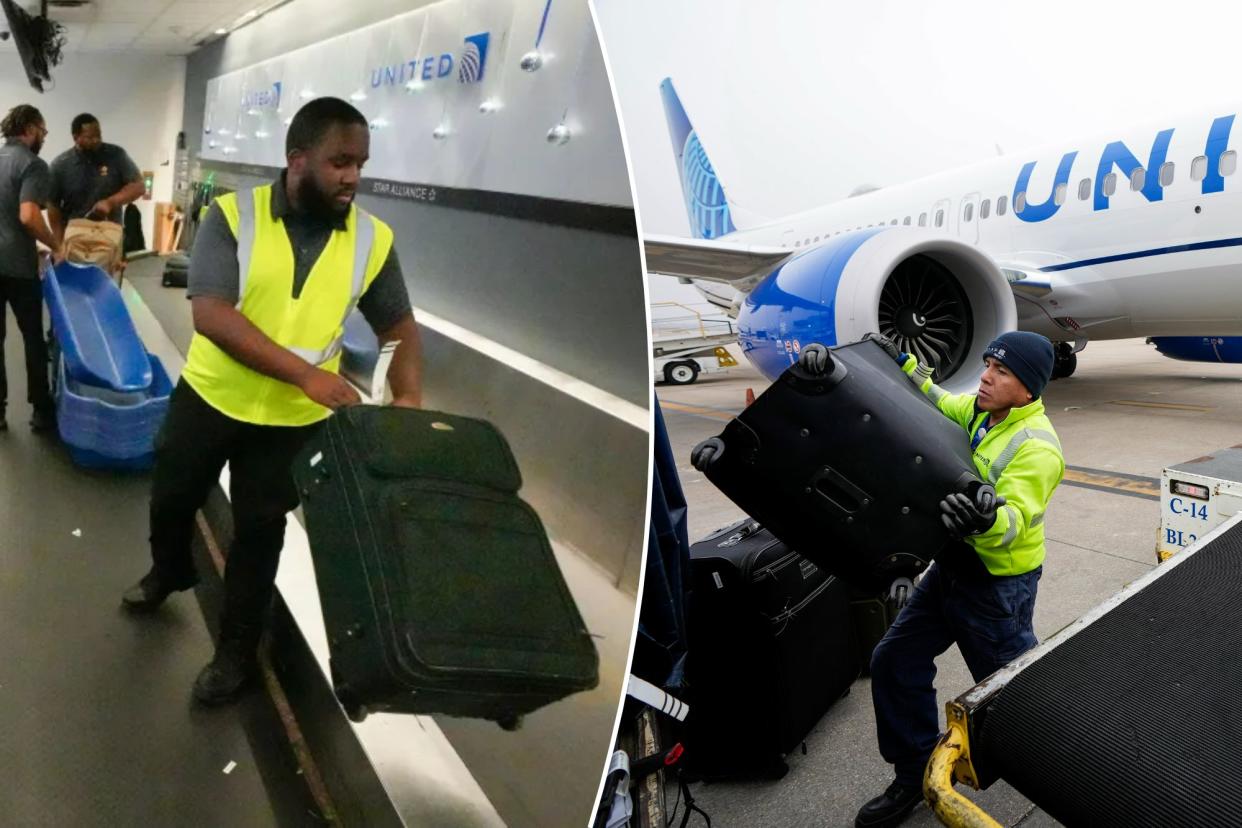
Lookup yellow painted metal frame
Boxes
[923,702,1002,828]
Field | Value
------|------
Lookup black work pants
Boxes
[149,379,321,650]
[0,276,52,413]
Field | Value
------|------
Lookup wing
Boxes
[644,234,792,292]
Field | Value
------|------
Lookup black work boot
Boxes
[192,640,258,706]
[0,407,7,432]
[29,405,55,433]
[121,569,195,612]
[855,781,922,828]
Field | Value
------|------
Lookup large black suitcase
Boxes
[693,340,986,587]
[293,405,599,728]
[685,518,859,779]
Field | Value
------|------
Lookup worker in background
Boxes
[47,113,145,246]
[120,97,423,706]
[0,104,60,433]
[802,331,1063,828]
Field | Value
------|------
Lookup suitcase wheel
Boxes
[497,714,523,731]
[335,683,368,723]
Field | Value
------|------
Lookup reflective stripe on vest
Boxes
[999,505,1020,547]
[233,199,376,367]
[987,427,1063,485]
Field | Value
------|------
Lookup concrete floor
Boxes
[654,337,1242,828]
[0,282,318,826]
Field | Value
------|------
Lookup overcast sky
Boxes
[592,0,1242,306]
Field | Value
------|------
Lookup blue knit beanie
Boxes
[982,331,1055,399]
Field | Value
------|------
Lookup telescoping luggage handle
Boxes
[806,465,873,522]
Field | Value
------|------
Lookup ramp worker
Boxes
[802,330,1063,828]
[0,104,60,433]
[121,97,423,705]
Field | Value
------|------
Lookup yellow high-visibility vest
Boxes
[181,184,393,426]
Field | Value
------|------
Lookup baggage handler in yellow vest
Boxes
[802,330,1064,828]
[121,98,423,705]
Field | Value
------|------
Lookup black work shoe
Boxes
[855,781,922,828]
[192,643,258,706]
[121,570,193,612]
[29,406,55,433]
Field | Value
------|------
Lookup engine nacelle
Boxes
[737,227,1016,393]
[1148,336,1242,363]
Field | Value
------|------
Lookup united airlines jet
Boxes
[645,79,1242,391]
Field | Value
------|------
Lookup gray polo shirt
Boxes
[187,175,412,335]
[48,142,141,224]
[0,138,50,280]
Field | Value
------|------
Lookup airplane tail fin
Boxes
[660,77,738,240]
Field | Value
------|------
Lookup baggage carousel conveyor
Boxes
[121,258,647,827]
[925,511,1242,828]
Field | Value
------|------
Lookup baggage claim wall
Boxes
[182,0,647,591]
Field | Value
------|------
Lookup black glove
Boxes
[798,343,830,375]
[939,489,1007,539]
[862,332,905,365]
[690,437,724,471]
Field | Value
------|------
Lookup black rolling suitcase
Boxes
[161,254,190,287]
[293,405,599,728]
[685,518,859,779]
[692,339,988,588]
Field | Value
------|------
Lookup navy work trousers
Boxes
[870,559,1041,789]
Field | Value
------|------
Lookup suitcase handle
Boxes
[784,350,848,394]
[807,465,872,520]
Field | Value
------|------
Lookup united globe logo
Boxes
[458,32,490,84]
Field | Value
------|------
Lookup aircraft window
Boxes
[1222,150,1238,176]
[1130,167,1145,190]
[795,240,801,247]
[918,213,927,226]
[963,203,974,222]
[1078,178,1091,200]
[1053,183,1067,206]
[1191,156,1207,182]
[1103,173,1117,196]
[935,210,944,227]
[903,216,911,225]
[1015,192,1027,211]
[1160,162,1174,187]
[980,199,990,219]
[997,195,1008,215]
[814,236,820,243]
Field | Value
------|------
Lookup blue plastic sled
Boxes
[43,261,153,393]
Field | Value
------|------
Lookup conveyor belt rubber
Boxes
[975,518,1242,827]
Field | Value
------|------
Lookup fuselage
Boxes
[717,107,1242,344]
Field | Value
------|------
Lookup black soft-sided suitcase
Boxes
[293,405,599,728]
[162,254,189,287]
[685,518,859,779]
[694,340,986,587]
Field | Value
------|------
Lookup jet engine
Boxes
[736,227,1016,393]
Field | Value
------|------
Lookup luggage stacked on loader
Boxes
[692,339,987,588]
[293,405,599,729]
[685,518,859,779]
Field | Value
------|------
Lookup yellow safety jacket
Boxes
[181,185,393,426]
[901,356,1065,576]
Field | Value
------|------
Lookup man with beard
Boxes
[47,113,145,244]
[120,97,423,705]
[0,104,59,432]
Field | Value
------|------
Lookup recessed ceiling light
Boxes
[241,9,258,19]
[214,28,227,35]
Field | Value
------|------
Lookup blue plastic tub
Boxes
[44,261,153,393]
[56,353,172,471]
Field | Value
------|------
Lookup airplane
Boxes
[645,78,1242,393]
